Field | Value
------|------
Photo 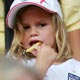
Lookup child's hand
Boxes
[34,43,58,78]
[36,43,57,67]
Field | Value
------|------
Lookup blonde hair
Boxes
[52,15,72,61]
[9,6,72,61]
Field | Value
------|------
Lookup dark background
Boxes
[5,0,14,53]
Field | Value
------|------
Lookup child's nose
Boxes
[30,28,39,37]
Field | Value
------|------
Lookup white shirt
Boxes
[45,58,80,80]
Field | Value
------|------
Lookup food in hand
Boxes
[26,42,42,53]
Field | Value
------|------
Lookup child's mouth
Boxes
[30,40,40,46]
[26,41,42,53]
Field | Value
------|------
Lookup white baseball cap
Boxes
[6,0,63,29]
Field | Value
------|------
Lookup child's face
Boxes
[20,6,56,55]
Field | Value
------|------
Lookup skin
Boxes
[68,29,80,61]
[20,6,56,56]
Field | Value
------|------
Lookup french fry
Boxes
[26,42,42,53]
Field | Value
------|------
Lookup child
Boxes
[0,56,41,80]
[60,0,80,61]
[6,0,79,80]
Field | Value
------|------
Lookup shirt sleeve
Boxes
[60,0,80,32]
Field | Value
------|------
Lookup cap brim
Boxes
[6,2,57,29]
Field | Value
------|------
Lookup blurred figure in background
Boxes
[0,56,41,80]
[60,0,80,61]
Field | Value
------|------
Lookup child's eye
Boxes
[40,23,46,27]
[23,26,30,30]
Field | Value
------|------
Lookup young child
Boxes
[0,56,41,80]
[60,0,80,61]
[6,0,80,80]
